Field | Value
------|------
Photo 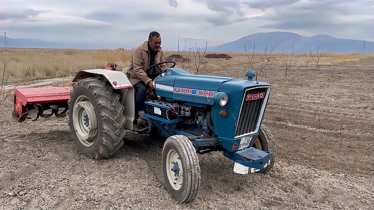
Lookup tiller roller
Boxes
[13,87,72,122]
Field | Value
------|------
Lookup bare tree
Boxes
[303,53,312,70]
[0,63,5,93]
[280,47,295,79]
[244,42,277,81]
[244,42,256,71]
[176,41,209,75]
[176,38,190,71]
[294,52,313,72]
[310,48,323,70]
[179,52,191,71]
[1,48,22,103]
[191,42,209,74]
[0,63,12,103]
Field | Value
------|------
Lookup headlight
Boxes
[219,94,229,106]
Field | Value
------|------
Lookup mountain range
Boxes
[209,32,374,53]
[1,32,373,53]
[0,36,72,49]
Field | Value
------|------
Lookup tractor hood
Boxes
[155,68,269,105]
[174,74,231,91]
[159,68,231,90]
[155,68,231,105]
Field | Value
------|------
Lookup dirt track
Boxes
[1,57,373,209]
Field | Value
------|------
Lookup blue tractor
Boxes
[13,61,276,203]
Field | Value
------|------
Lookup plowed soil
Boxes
[1,56,373,209]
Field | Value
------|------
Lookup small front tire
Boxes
[254,124,277,173]
[162,135,200,203]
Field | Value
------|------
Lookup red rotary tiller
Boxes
[12,63,117,122]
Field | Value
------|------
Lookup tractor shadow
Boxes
[119,132,165,182]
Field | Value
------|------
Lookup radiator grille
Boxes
[235,87,269,138]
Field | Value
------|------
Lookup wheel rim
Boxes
[253,137,263,150]
[73,95,98,147]
[166,149,183,190]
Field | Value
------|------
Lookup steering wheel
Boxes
[145,61,176,72]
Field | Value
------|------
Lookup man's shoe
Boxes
[133,124,148,132]
[133,114,149,132]
[136,117,147,128]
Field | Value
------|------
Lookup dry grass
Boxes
[1,48,373,84]
[0,48,132,83]
[167,51,374,77]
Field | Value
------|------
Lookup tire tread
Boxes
[258,124,277,173]
[162,135,200,203]
[69,77,126,159]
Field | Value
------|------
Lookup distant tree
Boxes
[176,39,191,71]
[191,42,209,75]
[178,41,209,75]
[280,47,295,79]
[303,53,312,70]
[310,48,323,70]
[0,63,5,99]
[0,63,17,103]
[244,42,277,81]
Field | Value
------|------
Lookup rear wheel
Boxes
[253,124,277,173]
[162,135,200,203]
[68,77,126,159]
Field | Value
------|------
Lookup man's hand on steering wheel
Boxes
[148,80,154,89]
[146,61,176,89]
[145,61,176,74]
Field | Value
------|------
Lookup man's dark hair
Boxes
[148,31,160,42]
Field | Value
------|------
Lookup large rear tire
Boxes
[162,135,200,203]
[253,124,277,173]
[68,77,126,159]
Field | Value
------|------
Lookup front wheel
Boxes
[253,124,277,173]
[162,135,200,203]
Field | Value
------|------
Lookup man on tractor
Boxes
[126,31,166,129]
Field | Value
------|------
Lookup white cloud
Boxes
[26,12,109,26]
[1,0,373,49]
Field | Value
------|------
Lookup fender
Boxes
[72,69,133,89]
[72,69,135,130]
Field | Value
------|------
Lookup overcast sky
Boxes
[1,0,373,50]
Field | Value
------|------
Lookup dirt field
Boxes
[0,53,373,209]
